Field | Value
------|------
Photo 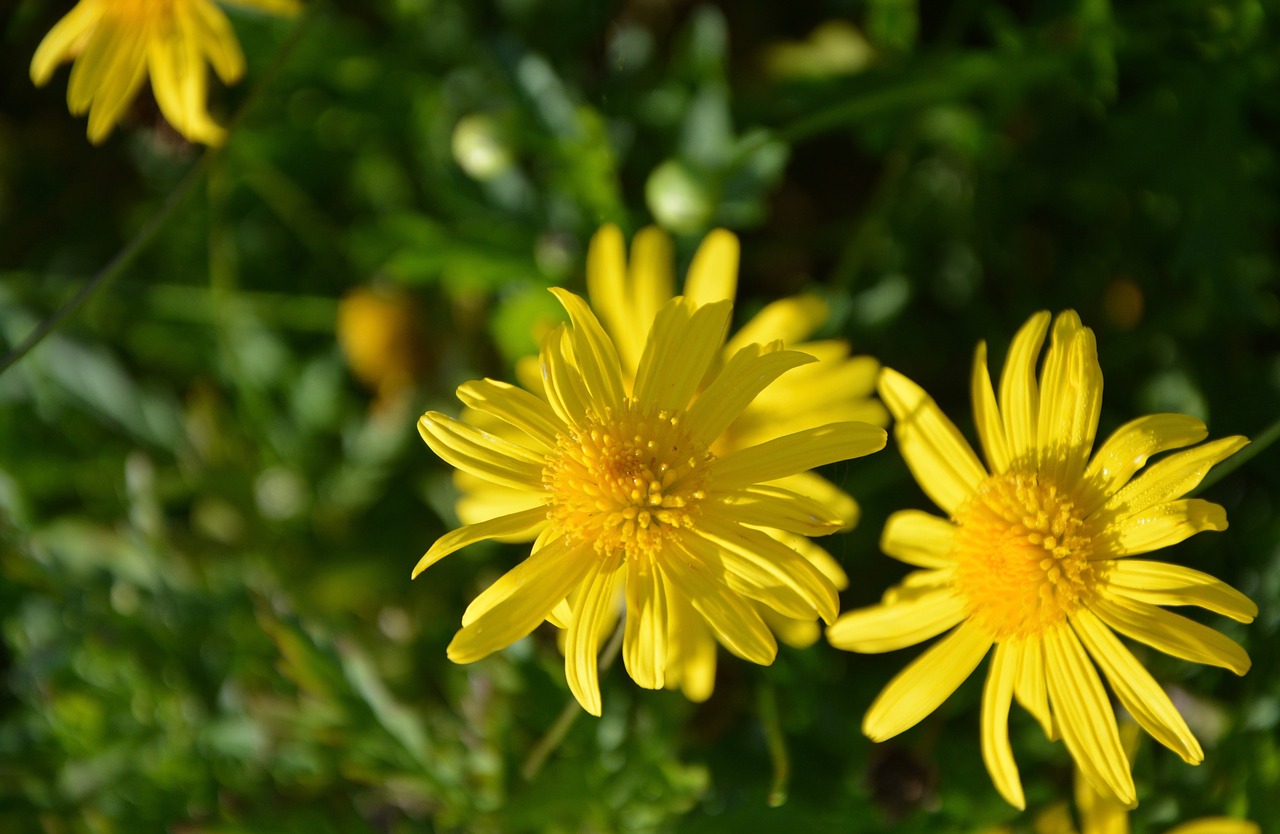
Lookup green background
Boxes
[0,0,1276,831]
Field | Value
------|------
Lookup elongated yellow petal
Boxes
[982,643,1024,809]
[30,2,102,86]
[664,541,777,665]
[709,421,886,489]
[881,510,955,569]
[456,378,563,450]
[1093,593,1250,675]
[971,341,1011,474]
[665,594,716,702]
[633,298,730,412]
[1100,436,1249,519]
[1014,638,1057,741]
[66,16,122,115]
[827,588,966,653]
[623,558,668,690]
[999,311,1051,467]
[725,295,827,355]
[539,325,591,427]
[677,529,815,623]
[85,20,150,143]
[1106,560,1256,623]
[1071,608,1203,764]
[1078,414,1207,516]
[413,505,548,578]
[584,224,637,370]
[188,0,245,83]
[685,343,815,446]
[448,538,596,663]
[775,471,858,528]
[548,288,626,412]
[1036,311,1102,488]
[1043,626,1135,807]
[713,485,845,536]
[879,367,986,514]
[683,228,739,307]
[1093,498,1227,557]
[418,412,547,491]
[862,621,992,741]
[565,556,623,716]
[627,226,675,361]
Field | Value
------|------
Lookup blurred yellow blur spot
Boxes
[337,286,427,406]
[1103,277,1145,330]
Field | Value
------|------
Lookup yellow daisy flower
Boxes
[415,288,886,716]
[828,310,1255,809]
[455,224,888,701]
[30,0,299,145]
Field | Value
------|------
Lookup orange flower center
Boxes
[951,472,1097,641]
[543,402,709,560]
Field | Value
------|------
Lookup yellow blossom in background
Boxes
[30,0,300,145]
[415,287,886,715]
[828,310,1255,809]
[1034,726,1258,834]
[456,224,888,701]
[337,286,428,408]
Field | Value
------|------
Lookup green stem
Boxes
[757,678,790,808]
[521,620,626,781]
[1193,416,1280,496]
[0,9,313,377]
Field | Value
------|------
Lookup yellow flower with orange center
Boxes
[30,0,299,145]
[828,310,1255,809]
[416,288,886,715]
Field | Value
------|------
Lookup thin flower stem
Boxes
[0,9,313,378]
[1193,415,1280,496]
[521,620,626,781]
[756,679,790,808]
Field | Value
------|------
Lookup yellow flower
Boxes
[415,288,886,715]
[337,286,428,407]
[30,0,299,145]
[455,224,888,701]
[1035,727,1258,834]
[828,310,1255,809]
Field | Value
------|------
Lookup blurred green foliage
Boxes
[1,0,1278,831]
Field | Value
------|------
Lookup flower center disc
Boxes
[543,402,709,560]
[951,472,1096,641]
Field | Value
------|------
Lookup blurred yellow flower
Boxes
[30,0,299,145]
[337,286,428,407]
[828,310,1255,809]
[415,287,885,715]
[457,224,888,701]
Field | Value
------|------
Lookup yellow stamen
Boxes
[543,401,710,560]
[951,472,1097,641]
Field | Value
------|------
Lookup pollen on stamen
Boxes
[950,471,1098,642]
[543,400,711,560]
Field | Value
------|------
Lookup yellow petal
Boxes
[584,225,636,369]
[971,341,1011,474]
[664,594,717,702]
[456,378,562,450]
[982,643,1025,809]
[1035,311,1102,488]
[1015,638,1057,740]
[1071,608,1203,764]
[685,342,815,446]
[418,411,547,491]
[626,226,675,365]
[725,294,828,355]
[66,15,122,115]
[683,228,739,307]
[1164,820,1261,834]
[1093,498,1228,557]
[1099,436,1249,519]
[548,288,626,410]
[774,471,858,528]
[1106,560,1256,623]
[862,620,992,742]
[623,557,668,690]
[30,1,102,86]
[413,505,548,578]
[663,541,777,665]
[881,510,955,569]
[188,0,245,83]
[709,421,886,489]
[447,538,596,663]
[999,311,1051,468]
[85,19,150,144]
[633,298,730,413]
[827,587,966,653]
[1093,593,1250,675]
[1078,414,1207,516]
[539,325,591,427]
[1043,625,1135,807]
[713,484,845,537]
[878,367,986,515]
[565,556,623,716]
